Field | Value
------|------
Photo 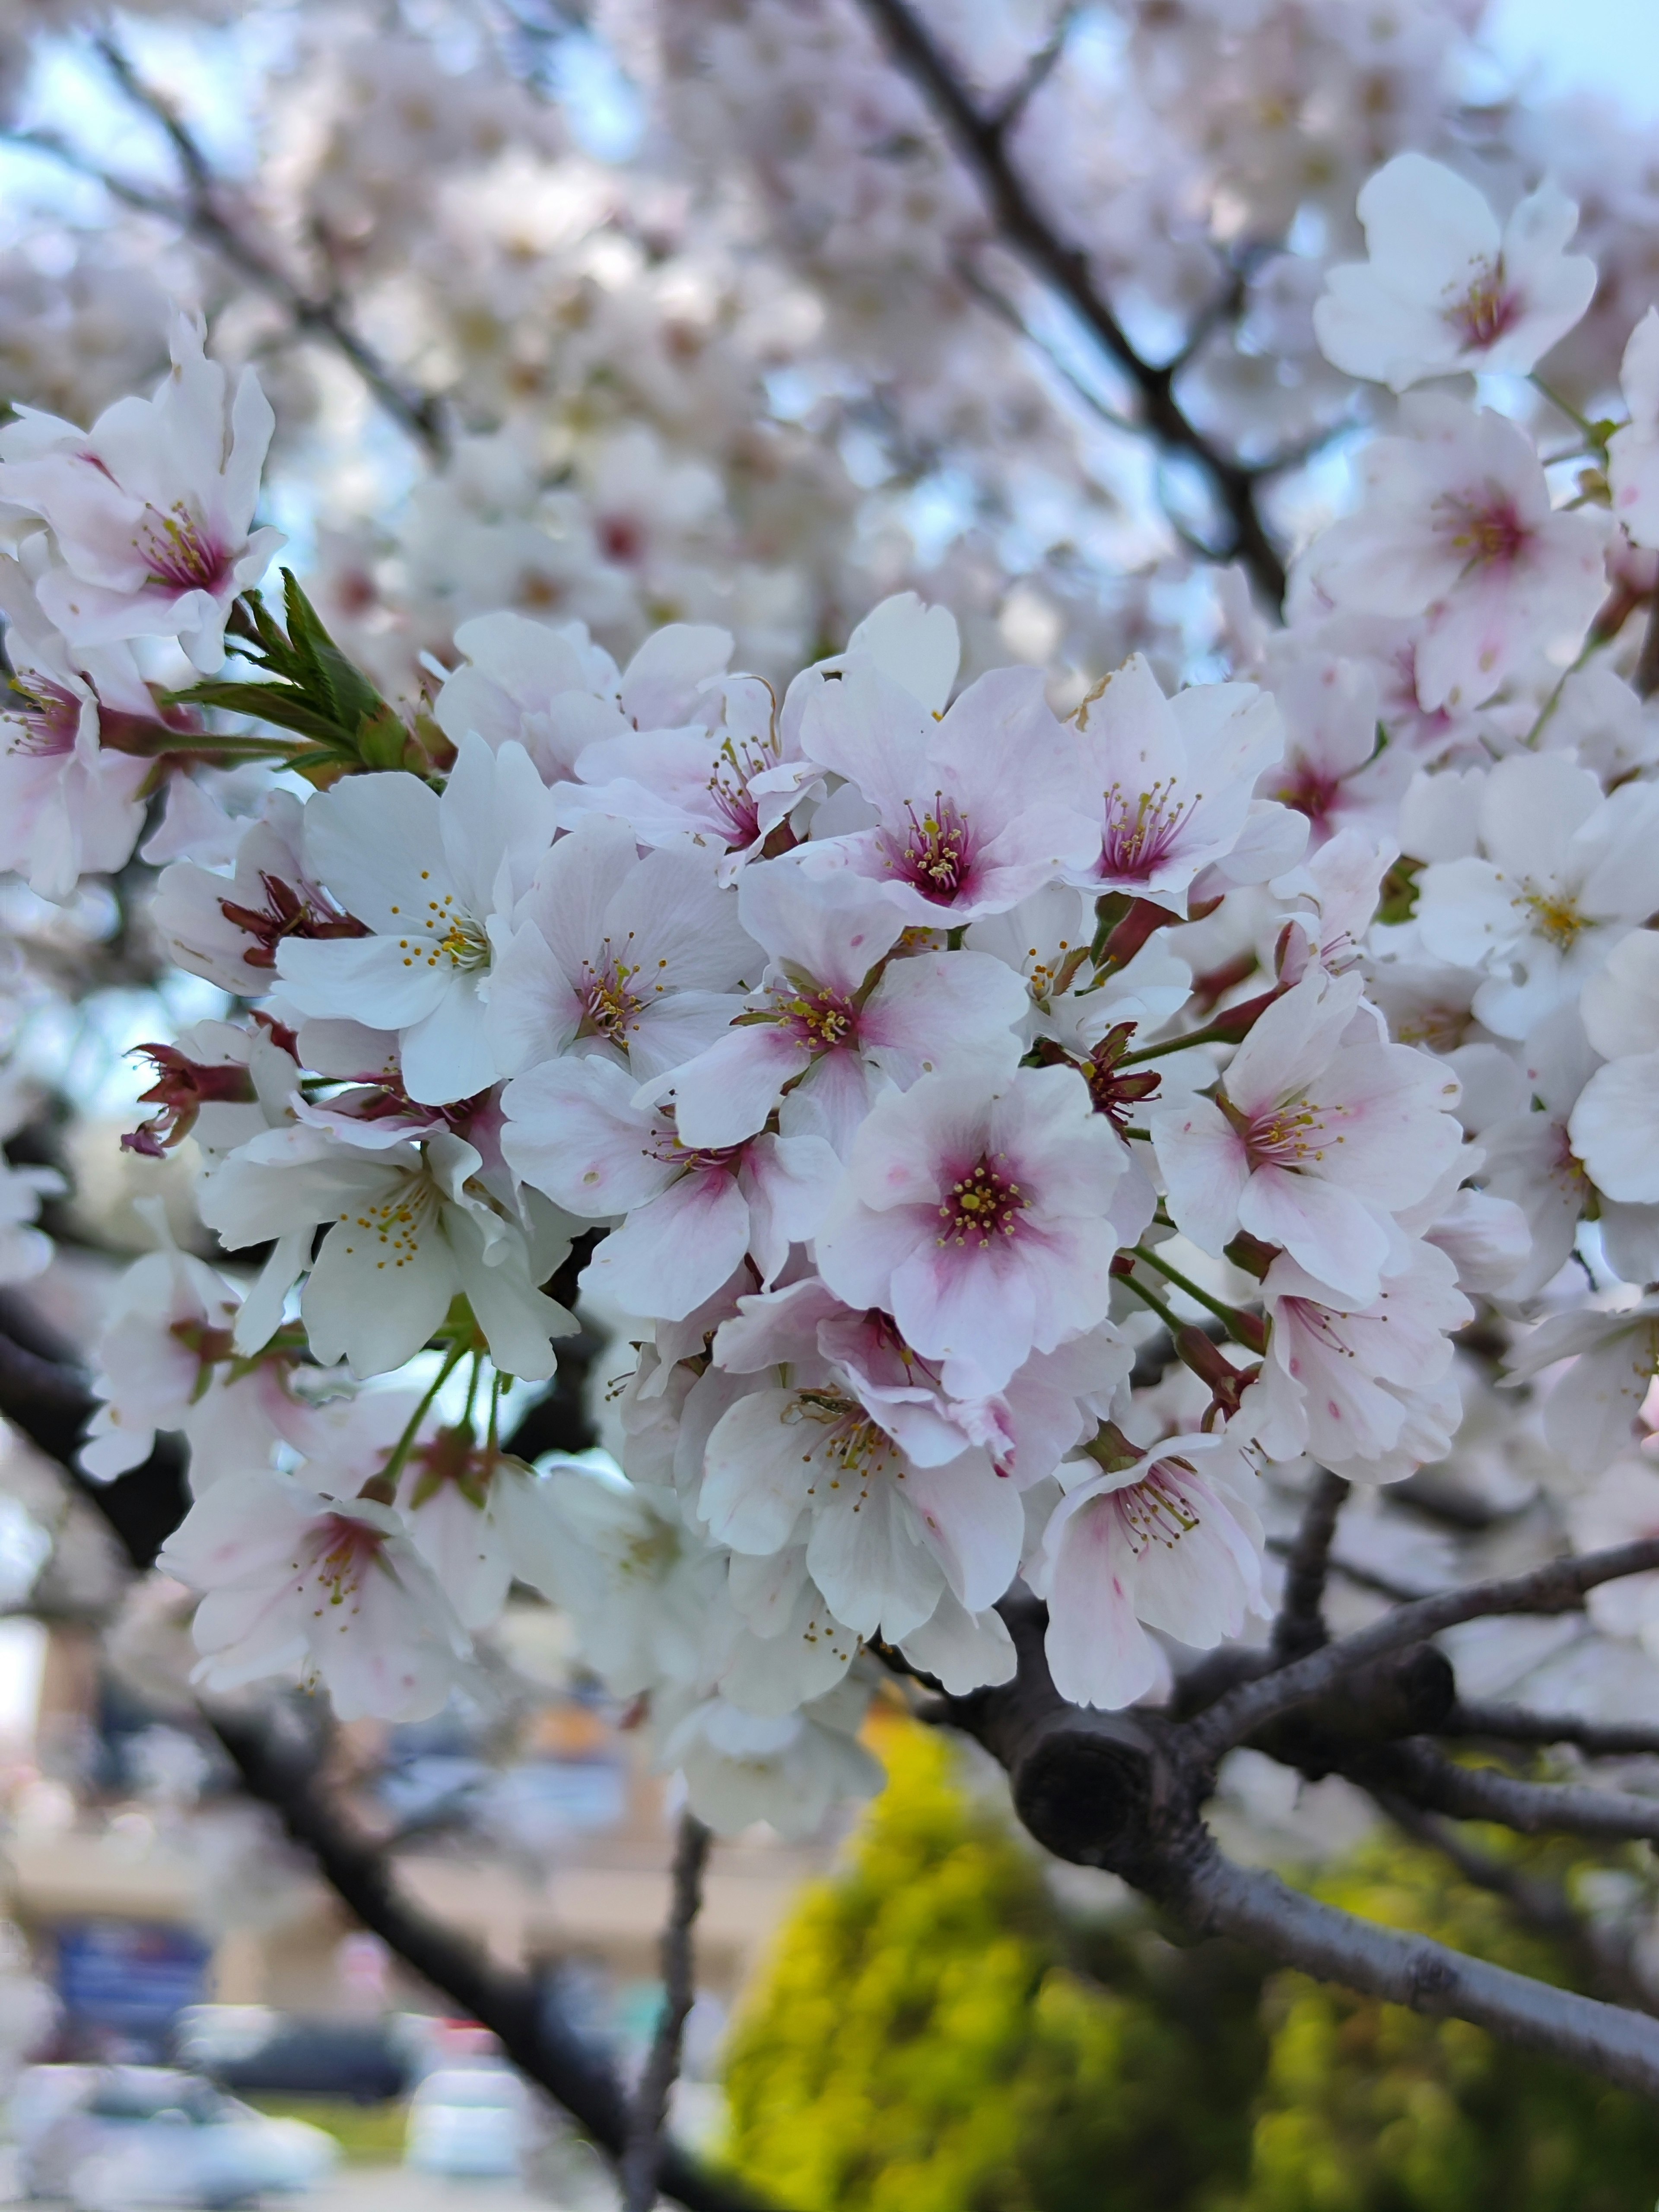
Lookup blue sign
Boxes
[56,1922,211,2033]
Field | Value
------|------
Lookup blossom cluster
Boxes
[13,114,1659,1837]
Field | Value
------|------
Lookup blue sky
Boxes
[1488,0,1659,114]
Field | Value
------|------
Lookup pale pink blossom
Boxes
[1303,394,1611,713]
[1314,155,1596,391]
[0,313,283,673]
[486,814,756,1087]
[1030,1434,1267,1711]
[814,1060,1128,1395]
[499,1053,839,1319]
[157,1469,471,1721]
[660,853,1026,1152]
[1503,1299,1659,1477]
[1608,309,1659,553]
[1150,969,1463,1303]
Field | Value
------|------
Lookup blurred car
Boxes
[13,2063,336,2206]
[405,2063,527,2178]
[209,2017,410,2105]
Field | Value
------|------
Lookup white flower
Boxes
[275,734,557,1106]
[1503,1299,1659,1477]
[0,312,283,674]
[157,1470,472,1722]
[486,814,756,1087]
[658,1681,882,1842]
[1415,753,1659,1039]
[1314,155,1596,391]
[153,790,370,996]
[1030,1435,1267,1711]
[1570,1459,1659,1657]
[1303,394,1610,713]
[1150,969,1463,1304]
[394,1430,570,1632]
[200,1124,573,1379]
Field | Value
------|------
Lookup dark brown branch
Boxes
[1442,1703,1659,1760]
[622,1810,714,2212]
[1359,1740,1659,1847]
[1186,1539,1659,1763]
[6,44,447,461]
[212,1713,756,2212]
[1271,1469,1350,1659]
[857,0,1287,603]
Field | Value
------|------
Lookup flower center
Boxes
[705,731,776,848]
[787,1392,903,1493]
[771,980,859,1052]
[392,887,491,973]
[579,958,647,1042]
[1242,1093,1350,1170]
[1098,777,1197,877]
[1518,881,1586,950]
[1446,263,1521,351]
[137,500,233,595]
[302,1515,386,1609]
[333,1174,439,1271]
[936,1153,1027,1246]
[3,675,81,758]
[1442,493,1529,569]
[221,870,369,972]
[886,796,974,903]
[1111,1464,1203,1556]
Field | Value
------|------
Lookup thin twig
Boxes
[1271,1469,1351,1659]
[1185,1538,1659,1763]
[1637,594,1659,700]
[1370,1740,1659,1847]
[1442,1703,1659,1760]
[622,1810,715,2212]
[857,0,1286,601]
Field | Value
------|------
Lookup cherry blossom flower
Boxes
[1570,1459,1659,1658]
[200,1123,572,1378]
[1314,154,1596,391]
[1609,309,1659,553]
[1030,1434,1267,1711]
[499,1054,839,1319]
[0,313,283,673]
[1503,1299,1659,1478]
[1415,752,1659,1039]
[275,734,557,1106]
[153,789,370,995]
[659,853,1027,1152]
[1303,395,1611,712]
[659,1683,882,1841]
[1255,652,1409,850]
[1570,930,1659,1210]
[1060,655,1295,906]
[434,612,732,783]
[157,1469,472,1721]
[814,1060,1130,1395]
[485,814,756,1087]
[795,661,1095,924]
[1245,1241,1468,1481]
[0,550,153,899]
[1150,969,1463,1303]
[394,1429,570,1630]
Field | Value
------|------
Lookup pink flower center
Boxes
[1239,1093,1351,1170]
[1106,1463,1203,1557]
[3,676,80,758]
[1446,264,1522,351]
[578,956,655,1043]
[1273,759,1344,832]
[138,500,234,595]
[884,795,975,903]
[787,1392,904,1490]
[704,731,777,849]
[936,1153,1027,1246]
[1441,492,1530,570]
[770,980,859,1052]
[1097,777,1196,879]
[302,1515,387,1611]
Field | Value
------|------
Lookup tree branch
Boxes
[1441,1703,1659,1760]
[622,1809,714,2212]
[1179,1832,1659,2096]
[1185,1539,1659,1763]
[856,0,1287,602]
[1357,1739,1659,1847]
[1271,1469,1350,1659]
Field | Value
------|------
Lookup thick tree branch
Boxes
[857,0,1287,602]
[623,1810,714,2212]
[1271,1469,1350,1659]
[1185,1539,1659,1762]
